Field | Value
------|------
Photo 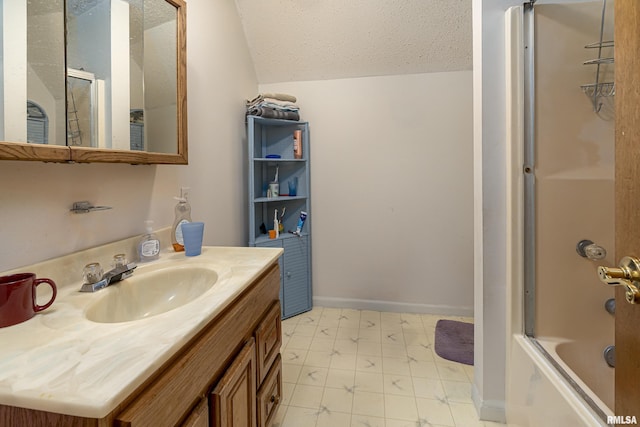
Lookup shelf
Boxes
[583,57,613,65]
[247,115,312,319]
[580,82,615,98]
[254,196,307,203]
[580,0,614,113]
[254,232,309,245]
[246,116,307,127]
[253,158,306,163]
[585,40,614,49]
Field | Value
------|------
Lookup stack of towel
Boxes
[246,93,300,121]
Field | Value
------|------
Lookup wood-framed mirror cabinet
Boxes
[0,0,187,165]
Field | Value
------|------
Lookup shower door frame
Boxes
[522,0,640,419]
[523,1,536,339]
[521,2,612,423]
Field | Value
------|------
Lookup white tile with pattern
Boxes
[271,307,512,427]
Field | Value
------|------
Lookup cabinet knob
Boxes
[270,394,280,404]
[286,271,291,278]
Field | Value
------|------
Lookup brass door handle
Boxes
[598,256,640,304]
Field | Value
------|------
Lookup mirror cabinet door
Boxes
[66,0,180,154]
[0,0,187,164]
[141,0,179,154]
[0,0,69,161]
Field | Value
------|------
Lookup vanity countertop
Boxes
[0,246,282,419]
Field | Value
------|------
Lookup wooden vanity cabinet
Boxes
[254,303,282,427]
[209,302,282,427]
[182,399,209,427]
[209,298,283,427]
[209,339,257,427]
[255,303,282,385]
[115,264,282,427]
[256,356,282,427]
[0,262,282,427]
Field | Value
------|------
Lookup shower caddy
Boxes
[580,0,614,112]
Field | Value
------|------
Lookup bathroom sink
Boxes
[85,266,218,323]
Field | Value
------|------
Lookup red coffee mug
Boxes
[0,273,57,328]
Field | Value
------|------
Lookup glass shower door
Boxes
[524,0,615,419]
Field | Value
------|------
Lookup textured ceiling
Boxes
[234,0,473,84]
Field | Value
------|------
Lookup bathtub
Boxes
[507,336,612,427]
[554,340,614,411]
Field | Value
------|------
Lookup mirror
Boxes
[0,1,64,147]
[0,0,187,164]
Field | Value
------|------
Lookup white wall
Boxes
[472,0,523,422]
[260,71,474,315]
[0,0,258,272]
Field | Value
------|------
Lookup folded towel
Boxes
[247,93,297,106]
[262,93,297,103]
[260,98,299,108]
[246,100,299,112]
[248,107,300,121]
[257,101,299,112]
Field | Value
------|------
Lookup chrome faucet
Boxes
[80,260,137,292]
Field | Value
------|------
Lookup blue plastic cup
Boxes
[288,177,298,196]
[181,222,205,256]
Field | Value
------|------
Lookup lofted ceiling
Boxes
[234,0,473,84]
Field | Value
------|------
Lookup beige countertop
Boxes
[0,245,282,418]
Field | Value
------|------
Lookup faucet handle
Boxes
[80,262,136,293]
[80,262,109,293]
[576,239,607,260]
[112,254,128,268]
[82,263,104,284]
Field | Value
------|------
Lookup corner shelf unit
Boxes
[247,115,312,319]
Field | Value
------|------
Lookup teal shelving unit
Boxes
[247,116,312,319]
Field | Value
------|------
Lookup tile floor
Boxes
[272,307,507,427]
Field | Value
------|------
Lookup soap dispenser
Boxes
[138,220,160,262]
[171,187,192,252]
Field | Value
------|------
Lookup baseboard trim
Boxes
[472,382,506,423]
[313,296,473,317]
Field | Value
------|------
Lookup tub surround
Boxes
[508,336,610,427]
[0,240,282,419]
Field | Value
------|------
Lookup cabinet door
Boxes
[181,398,209,427]
[210,339,257,427]
[256,356,282,427]
[254,302,282,384]
[283,236,311,318]
[256,240,284,315]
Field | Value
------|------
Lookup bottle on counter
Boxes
[171,188,192,252]
[138,220,160,262]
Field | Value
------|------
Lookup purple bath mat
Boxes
[434,319,474,365]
